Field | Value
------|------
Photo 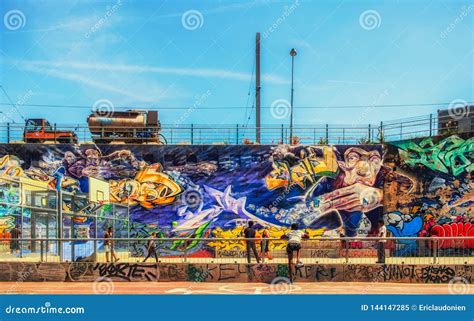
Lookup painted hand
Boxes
[319,183,383,213]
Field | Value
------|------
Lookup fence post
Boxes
[400,123,403,140]
[429,114,433,136]
[191,124,194,144]
[342,128,345,144]
[6,122,10,143]
[313,128,316,144]
[40,240,44,262]
[54,123,57,144]
[345,238,349,264]
[380,121,383,142]
[281,124,284,144]
[325,124,329,143]
[236,124,239,144]
[368,124,371,142]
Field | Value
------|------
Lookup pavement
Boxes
[1,281,470,294]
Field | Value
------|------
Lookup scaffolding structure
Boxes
[0,176,129,262]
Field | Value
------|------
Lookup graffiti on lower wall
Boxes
[1,262,472,284]
[0,143,384,257]
[383,135,473,254]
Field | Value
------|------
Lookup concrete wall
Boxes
[1,262,472,284]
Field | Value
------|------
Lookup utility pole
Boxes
[255,32,261,144]
[289,48,297,144]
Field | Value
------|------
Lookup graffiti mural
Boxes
[0,143,384,256]
[383,134,473,253]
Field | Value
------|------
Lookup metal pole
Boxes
[325,124,329,143]
[368,124,371,142]
[290,55,295,144]
[256,32,261,144]
[380,121,383,142]
[236,124,239,144]
[281,124,284,144]
[20,181,24,258]
[40,240,44,262]
[7,122,10,143]
[345,238,349,264]
[429,113,433,136]
[58,189,63,262]
[94,202,98,263]
[191,124,194,144]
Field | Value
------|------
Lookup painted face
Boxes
[63,152,76,164]
[339,147,382,186]
[85,149,100,166]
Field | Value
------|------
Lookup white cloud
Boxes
[20,64,169,103]
[16,60,289,84]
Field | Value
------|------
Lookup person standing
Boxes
[377,221,387,264]
[244,221,260,264]
[281,223,309,283]
[104,227,119,263]
[10,225,21,255]
[143,232,159,262]
[259,226,273,261]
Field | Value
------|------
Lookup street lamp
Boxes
[289,48,297,144]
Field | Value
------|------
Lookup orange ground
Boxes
[1,282,470,294]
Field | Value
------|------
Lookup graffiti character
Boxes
[307,147,384,236]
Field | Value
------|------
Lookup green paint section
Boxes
[393,135,473,176]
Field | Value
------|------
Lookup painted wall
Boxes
[0,134,471,256]
[0,144,384,257]
[383,134,473,253]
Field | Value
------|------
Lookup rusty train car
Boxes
[87,110,166,144]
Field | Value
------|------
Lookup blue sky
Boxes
[0,0,473,127]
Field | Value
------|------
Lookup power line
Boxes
[0,86,26,121]
[243,58,256,125]
[0,102,469,110]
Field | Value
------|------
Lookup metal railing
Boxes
[1,237,472,265]
[0,113,470,145]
